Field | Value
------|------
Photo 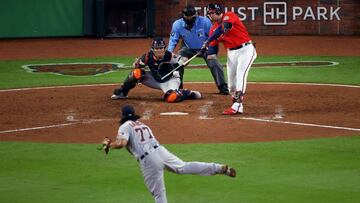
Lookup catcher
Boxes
[111,37,201,103]
[100,105,236,203]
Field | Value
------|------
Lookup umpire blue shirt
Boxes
[168,16,212,52]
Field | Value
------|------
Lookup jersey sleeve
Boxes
[207,45,219,55]
[222,12,237,24]
[204,17,212,37]
[117,125,130,141]
[133,53,147,68]
[168,21,181,52]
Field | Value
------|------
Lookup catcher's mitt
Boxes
[98,137,111,154]
[156,62,176,82]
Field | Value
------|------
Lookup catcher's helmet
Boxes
[182,5,196,17]
[151,37,166,49]
[207,3,223,15]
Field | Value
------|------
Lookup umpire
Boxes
[168,4,229,95]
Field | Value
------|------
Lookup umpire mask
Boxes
[182,5,197,30]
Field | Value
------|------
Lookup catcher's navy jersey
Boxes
[168,16,212,52]
[138,50,173,82]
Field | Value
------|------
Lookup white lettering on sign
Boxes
[263,2,287,25]
[317,7,328,20]
[292,7,303,20]
[199,2,341,26]
[330,7,341,20]
[304,7,316,20]
[248,7,259,21]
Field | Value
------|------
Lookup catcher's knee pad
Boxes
[130,68,145,81]
[163,89,184,103]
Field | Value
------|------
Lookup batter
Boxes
[204,3,257,114]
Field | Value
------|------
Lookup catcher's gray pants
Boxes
[140,145,223,203]
[179,47,227,90]
[142,71,180,93]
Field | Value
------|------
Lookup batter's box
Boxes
[263,2,287,25]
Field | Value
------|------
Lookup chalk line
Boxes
[235,117,360,132]
[0,118,113,134]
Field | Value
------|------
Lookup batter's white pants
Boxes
[139,146,224,203]
[226,44,257,97]
[141,71,181,93]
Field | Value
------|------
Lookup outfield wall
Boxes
[0,0,358,38]
[156,0,359,36]
[0,0,83,38]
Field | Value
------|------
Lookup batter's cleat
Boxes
[222,102,243,115]
[189,90,202,99]
[222,165,236,178]
[111,93,127,100]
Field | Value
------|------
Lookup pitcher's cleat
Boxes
[222,165,236,178]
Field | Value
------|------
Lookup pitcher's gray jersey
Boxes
[117,120,159,161]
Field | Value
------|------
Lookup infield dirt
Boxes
[0,36,359,144]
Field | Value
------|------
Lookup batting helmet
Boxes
[207,3,223,15]
[151,37,166,49]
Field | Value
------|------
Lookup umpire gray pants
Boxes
[179,47,227,90]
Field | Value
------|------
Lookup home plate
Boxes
[160,112,189,116]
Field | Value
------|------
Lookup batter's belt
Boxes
[228,41,252,51]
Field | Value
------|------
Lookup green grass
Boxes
[0,56,359,89]
[0,137,359,203]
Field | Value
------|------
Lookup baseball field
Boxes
[0,36,359,202]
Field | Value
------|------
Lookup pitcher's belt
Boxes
[140,145,159,160]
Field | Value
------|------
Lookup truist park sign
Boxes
[198,2,341,25]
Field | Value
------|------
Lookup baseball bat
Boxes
[160,50,202,80]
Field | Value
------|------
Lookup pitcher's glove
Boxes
[100,137,111,154]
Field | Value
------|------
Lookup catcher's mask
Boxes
[207,3,223,15]
[120,105,140,124]
[151,37,166,59]
[182,5,197,30]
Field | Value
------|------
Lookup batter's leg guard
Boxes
[232,91,244,103]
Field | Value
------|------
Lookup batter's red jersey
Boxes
[217,12,251,49]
